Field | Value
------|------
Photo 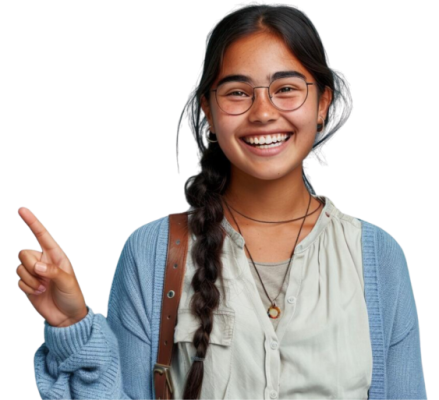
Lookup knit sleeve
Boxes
[376,227,427,399]
[33,230,154,400]
[387,317,427,399]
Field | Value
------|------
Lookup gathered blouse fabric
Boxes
[170,195,373,400]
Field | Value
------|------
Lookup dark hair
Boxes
[176,3,352,398]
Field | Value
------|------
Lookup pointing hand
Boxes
[17,208,88,327]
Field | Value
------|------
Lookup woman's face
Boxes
[201,31,332,181]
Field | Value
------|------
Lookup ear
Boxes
[201,94,215,131]
[318,86,333,121]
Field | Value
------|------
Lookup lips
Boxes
[239,131,293,157]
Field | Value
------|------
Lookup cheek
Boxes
[212,113,243,141]
[283,105,316,131]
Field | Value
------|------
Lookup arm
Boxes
[387,317,427,399]
[377,228,427,399]
[34,230,154,399]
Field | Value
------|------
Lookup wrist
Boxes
[56,306,88,327]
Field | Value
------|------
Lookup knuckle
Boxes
[17,248,34,262]
[35,225,49,237]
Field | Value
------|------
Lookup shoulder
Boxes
[356,217,418,342]
[125,215,170,263]
[129,215,169,245]
[111,215,169,277]
[107,215,171,331]
[355,217,408,275]
[357,217,412,296]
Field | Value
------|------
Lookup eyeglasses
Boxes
[211,76,315,115]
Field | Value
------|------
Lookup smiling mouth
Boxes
[240,133,293,147]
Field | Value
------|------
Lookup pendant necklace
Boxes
[222,192,323,319]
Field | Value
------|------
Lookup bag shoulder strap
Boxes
[153,211,189,399]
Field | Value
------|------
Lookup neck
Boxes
[222,164,314,222]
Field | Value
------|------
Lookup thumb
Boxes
[34,261,74,291]
[34,262,49,275]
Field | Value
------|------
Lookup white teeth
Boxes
[243,133,291,145]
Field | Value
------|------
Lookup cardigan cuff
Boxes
[43,305,94,362]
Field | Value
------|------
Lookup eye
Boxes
[227,90,250,97]
[277,86,297,93]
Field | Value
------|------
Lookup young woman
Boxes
[19,4,426,400]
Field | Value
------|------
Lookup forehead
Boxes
[216,31,311,85]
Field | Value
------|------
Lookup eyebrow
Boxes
[215,70,307,87]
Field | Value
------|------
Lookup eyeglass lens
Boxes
[215,77,309,115]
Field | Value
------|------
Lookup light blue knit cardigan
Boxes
[34,215,427,399]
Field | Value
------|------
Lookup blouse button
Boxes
[270,340,278,350]
[270,390,278,399]
[287,296,296,304]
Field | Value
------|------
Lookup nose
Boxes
[247,86,280,123]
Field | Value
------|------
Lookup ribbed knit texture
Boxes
[34,216,427,400]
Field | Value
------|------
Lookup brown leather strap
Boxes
[153,212,189,399]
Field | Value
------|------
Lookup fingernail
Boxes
[35,262,47,272]
[37,284,46,292]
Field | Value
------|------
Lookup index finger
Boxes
[18,207,61,252]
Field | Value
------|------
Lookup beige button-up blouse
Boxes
[170,195,373,399]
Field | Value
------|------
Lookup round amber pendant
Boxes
[267,304,281,319]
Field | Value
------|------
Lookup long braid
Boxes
[183,143,230,399]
